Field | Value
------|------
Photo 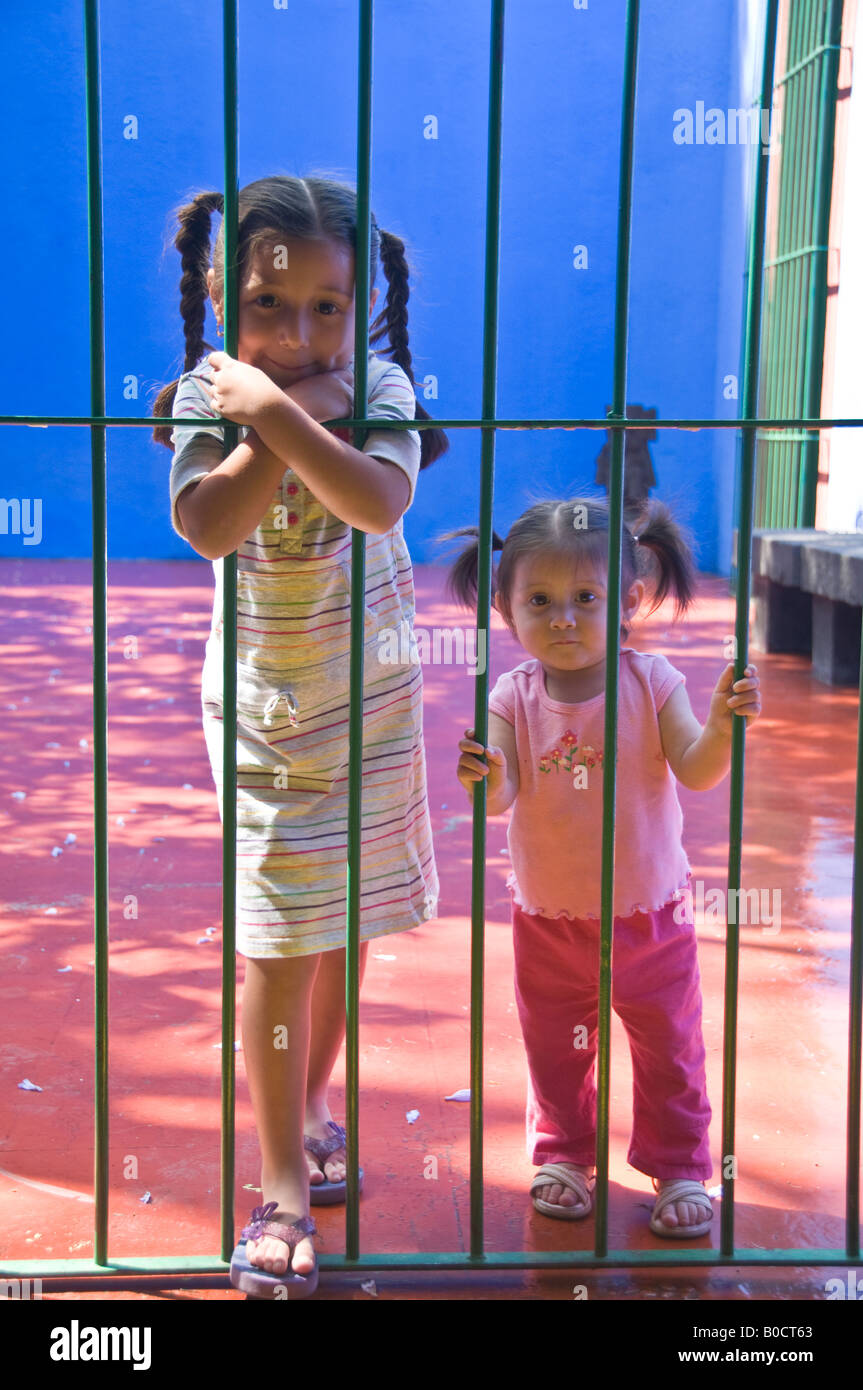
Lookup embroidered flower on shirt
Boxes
[538,729,603,777]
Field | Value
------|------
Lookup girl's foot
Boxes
[244,1176,314,1277]
[650,1178,713,1237]
[531,1162,595,1217]
[245,1220,315,1277]
[304,1112,346,1187]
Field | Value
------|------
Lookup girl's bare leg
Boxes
[241,952,320,1276]
[304,939,370,1185]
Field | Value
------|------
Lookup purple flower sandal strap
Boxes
[230,1202,318,1298]
[304,1120,364,1206]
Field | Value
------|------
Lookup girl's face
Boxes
[208,237,379,389]
[497,549,644,676]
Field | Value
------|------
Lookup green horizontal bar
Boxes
[763,243,829,268]
[270,1248,863,1270]
[3,1258,229,1276]
[4,1248,861,1278]
[3,415,863,430]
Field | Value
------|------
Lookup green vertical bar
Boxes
[792,5,813,524]
[773,11,798,526]
[784,53,807,522]
[848,611,863,1256]
[83,0,109,1269]
[800,0,844,525]
[791,26,816,523]
[789,9,811,522]
[219,0,239,1265]
[736,64,771,554]
[721,0,779,1259]
[594,0,639,1260]
[345,0,373,1263]
[467,0,505,1263]
[771,5,800,526]
[751,225,768,532]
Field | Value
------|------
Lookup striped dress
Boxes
[168,352,439,957]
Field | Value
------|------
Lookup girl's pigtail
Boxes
[372,229,449,470]
[152,191,225,449]
[438,525,505,610]
[631,498,697,620]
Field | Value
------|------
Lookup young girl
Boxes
[153,175,447,1295]
[451,497,761,1238]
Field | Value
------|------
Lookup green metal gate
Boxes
[755,0,845,527]
[3,0,862,1289]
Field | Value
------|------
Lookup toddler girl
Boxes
[452,497,761,1237]
[153,175,446,1294]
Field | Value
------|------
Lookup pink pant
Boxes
[512,894,712,1180]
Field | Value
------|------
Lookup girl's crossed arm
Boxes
[658,663,762,791]
[205,353,410,537]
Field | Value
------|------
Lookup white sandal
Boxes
[529,1163,596,1220]
[649,1178,713,1239]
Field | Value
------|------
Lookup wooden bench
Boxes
[750,529,863,685]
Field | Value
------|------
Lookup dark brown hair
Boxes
[152,174,448,469]
[439,495,697,642]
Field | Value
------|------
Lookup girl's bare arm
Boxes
[658,664,761,791]
[175,431,288,561]
[457,712,520,815]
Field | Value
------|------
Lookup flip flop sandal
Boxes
[305,1121,363,1206]
[529,1163,596,1220]
[649,1179,713,1239]
[230,1204,318,1298]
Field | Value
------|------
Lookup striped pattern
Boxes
[169,354,439,957]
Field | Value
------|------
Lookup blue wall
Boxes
[0,0,761,573]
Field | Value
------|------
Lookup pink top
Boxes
[487,648,691,921]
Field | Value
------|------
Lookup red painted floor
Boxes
[0,558,858,1301]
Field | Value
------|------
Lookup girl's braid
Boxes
[151,191,223,446]
[177,191,224,371]
[372,230,414,382]
[370,228,448,469]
